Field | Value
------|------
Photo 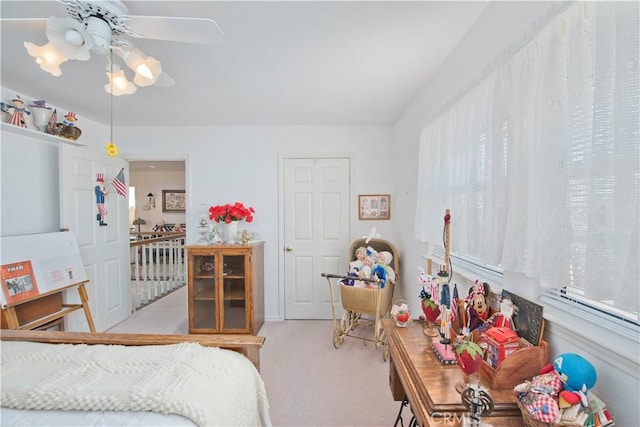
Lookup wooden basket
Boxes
[517,400,581,427]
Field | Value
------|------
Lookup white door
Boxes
[59,144,130,331]
[283,157,351,319]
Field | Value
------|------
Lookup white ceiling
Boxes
[1,1,488,127]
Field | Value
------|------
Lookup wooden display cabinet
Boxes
[186,242,264,334]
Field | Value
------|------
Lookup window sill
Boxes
[423,251,640,379]
[540,296,640,379]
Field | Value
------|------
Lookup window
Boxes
[416,2,639,328]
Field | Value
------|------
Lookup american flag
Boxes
[451,283,459,322]
[111,168,127,197]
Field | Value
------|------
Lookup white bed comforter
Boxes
[1,341,272,427]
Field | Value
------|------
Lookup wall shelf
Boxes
[1,122,86,146]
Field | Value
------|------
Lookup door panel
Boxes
[284,157,350,319]
[59,145,130,331]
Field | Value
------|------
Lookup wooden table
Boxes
[383,319,524,426]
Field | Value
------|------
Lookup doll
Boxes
[349,246,367,271]
[489,292,515,330]
[377,251,396,283]
[94,173,108,226]
[1,95,30,128]
[465,280,490,332]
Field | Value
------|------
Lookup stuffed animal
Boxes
[514,353,598,424]
[554,352,597,407]
[465,280,490,331]
[340,268,360,286]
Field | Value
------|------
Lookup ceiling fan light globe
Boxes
[46,16,93,60]
[137,64,153,80]
[24,41,68,77]
[134,56,161,86]
[64,29,85,46]
[105,68,137,96]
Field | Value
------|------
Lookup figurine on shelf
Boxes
[47,109,60,135]
[57,111,82,140]
[1,95,31,128]
[488,291,516,330]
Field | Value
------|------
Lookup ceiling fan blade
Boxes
[0,18,47,33]
[127,16,224,46]
[155,71,175,87]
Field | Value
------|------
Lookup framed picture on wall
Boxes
[358,194,390,220]
[162,190,186,212]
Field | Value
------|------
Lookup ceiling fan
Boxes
[12,0,224,95]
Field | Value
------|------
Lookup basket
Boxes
[516,399,581,427]
[339,280,394,316]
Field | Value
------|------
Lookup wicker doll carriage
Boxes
[321,237,399,361]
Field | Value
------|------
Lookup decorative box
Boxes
[485,326,519,368]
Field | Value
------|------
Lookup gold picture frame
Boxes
[162,190,186,212]
[358,194,390,220]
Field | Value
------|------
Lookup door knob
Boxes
[285,246,293,252]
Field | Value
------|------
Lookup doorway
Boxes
[129,161,186,233]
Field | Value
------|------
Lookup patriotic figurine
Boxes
[1,95,30,128]
[47,109,59,135]
[95,173,108,226]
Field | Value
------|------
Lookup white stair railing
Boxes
[130,232,186,311]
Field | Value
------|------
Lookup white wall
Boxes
[118,124,396,322]
[391,2,639,424]
[0,87,108,237]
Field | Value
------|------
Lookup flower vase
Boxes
[225,221,240,243]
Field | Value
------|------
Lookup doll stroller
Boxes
[321,237,399,361]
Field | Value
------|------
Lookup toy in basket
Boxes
[513,353,608,427]
[321,238,399,361]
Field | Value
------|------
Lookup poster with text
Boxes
[1,260,40,306]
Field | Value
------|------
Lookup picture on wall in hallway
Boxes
[162,190,186,212]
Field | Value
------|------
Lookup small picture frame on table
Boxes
[358,194,390,220]
[162,190,186,213]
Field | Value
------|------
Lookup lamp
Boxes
[147,193,156,209]
[24,41,68,76]
[46,16,94,60]
[132,217,146,233]
[105,63,137,96]
[120,48,162,87]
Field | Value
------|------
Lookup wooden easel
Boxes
[1,280,96,332]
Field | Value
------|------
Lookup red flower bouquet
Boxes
[209,202,255,224]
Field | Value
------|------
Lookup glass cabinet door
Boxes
[191,254,217,330]
[221,253,247,330]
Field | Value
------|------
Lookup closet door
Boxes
[283,157,351,319]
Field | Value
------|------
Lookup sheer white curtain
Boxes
[415,2,639,313]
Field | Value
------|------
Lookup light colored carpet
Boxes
[107,286,402,426]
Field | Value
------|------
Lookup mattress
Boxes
[1,340,272,426]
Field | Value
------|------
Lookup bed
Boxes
[0,330,272,426]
